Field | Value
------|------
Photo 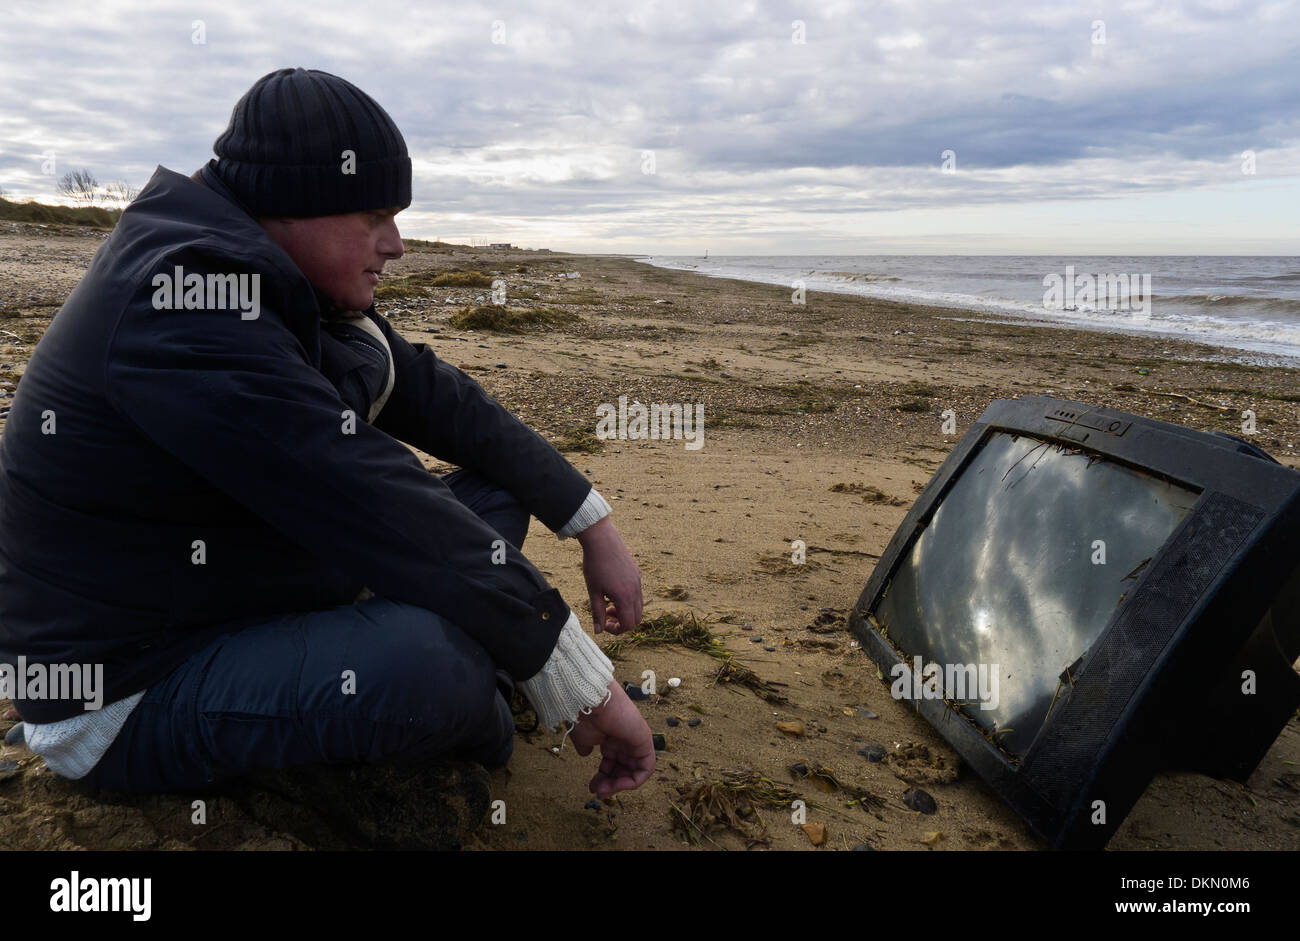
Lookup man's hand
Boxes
[576,516,643,634]
[568,680,655,798]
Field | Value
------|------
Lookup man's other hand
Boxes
[568,681,655,798]
[576,517,643,634]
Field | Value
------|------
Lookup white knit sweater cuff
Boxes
[22,690,147,780]
[555,488,612,540]
[517,610,614,731]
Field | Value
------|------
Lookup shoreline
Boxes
[627,254,1300,368]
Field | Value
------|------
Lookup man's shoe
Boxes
[229,758,493,850]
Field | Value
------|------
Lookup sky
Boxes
[1,0,1297,254]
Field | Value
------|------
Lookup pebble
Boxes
[652,733,666,751]
[3,722,23,745]
[800,822,827,845]
[764,646,776,651]
[750,636,762,643]
[742,624,752,631]
[858,744,885,762]
[790,762,809,777]
[903,787,937,814]
[666,717,680,727]
[667,677,681,688]
[851,843,876,851]
[688,718,701,728]
[623,682,651,701]
[799,605,808,611]
[495,362,507,369]
[584,798,603,811]
[856,707,880,719]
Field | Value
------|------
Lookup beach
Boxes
[2,223,1298,850]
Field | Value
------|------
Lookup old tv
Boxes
[848,395,1300,849]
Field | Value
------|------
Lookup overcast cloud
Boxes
[2,0,1297,253]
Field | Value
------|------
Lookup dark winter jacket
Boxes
[0,164,590,722]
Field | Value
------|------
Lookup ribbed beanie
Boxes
[210,67,411,218]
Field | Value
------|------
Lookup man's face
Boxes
[259,208,405,312]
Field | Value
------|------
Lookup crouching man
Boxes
[0,68,653,844]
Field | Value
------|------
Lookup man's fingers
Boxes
[588,590,607,633]
[608,593,640,634]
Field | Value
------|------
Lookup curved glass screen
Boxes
[871,431,1199,758]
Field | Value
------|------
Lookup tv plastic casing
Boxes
[847,395,1300,849]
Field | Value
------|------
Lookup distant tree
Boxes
[104,180,140,208]
[57,169,100,207]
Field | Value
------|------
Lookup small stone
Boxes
[584,799,602,811]
[688,718,701,728]
[666,717,680,727]
[856,707,880,719]
[750,636,762,643]
[800,822,827,845]
[494,362,507,369]
[790,762,809,777]
[764,646,776,651]
[667,677,682,688]
[858,744,885,762]
[799,605,809,611]
[652,733,666,751]
[623,682,651,701]
[776,720,805,736]
[3,722,23,746]
[851,843,876,851]
[903,787,938,814]
[742,624,753,631]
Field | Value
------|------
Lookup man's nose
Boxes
[380,218,404,260]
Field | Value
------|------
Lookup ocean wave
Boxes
[1154,293,1300,313]
[1230,272,1300,283]
[821,271,902,283]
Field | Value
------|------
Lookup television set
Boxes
[847,394,1300,849]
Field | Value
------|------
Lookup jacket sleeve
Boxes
[104,274,567,681]
[367,312,594,533]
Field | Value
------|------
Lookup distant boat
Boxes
[704,249,708,259]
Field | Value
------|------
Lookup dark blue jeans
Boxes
[83,469,528,794]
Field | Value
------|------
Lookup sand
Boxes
[1,221,1298,851]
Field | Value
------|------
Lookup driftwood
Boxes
[1138,389,1232,412]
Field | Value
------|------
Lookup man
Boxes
[0,68,654,838]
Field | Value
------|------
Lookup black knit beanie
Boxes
[210,67,411,218]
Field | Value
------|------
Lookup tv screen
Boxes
[872,431,1200,758]
[849,395,1300,849]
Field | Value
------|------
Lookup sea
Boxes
[631,255,1300,365]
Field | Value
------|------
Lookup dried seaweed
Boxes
[669,769,803,847]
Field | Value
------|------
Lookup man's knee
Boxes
[348,601,511,754]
